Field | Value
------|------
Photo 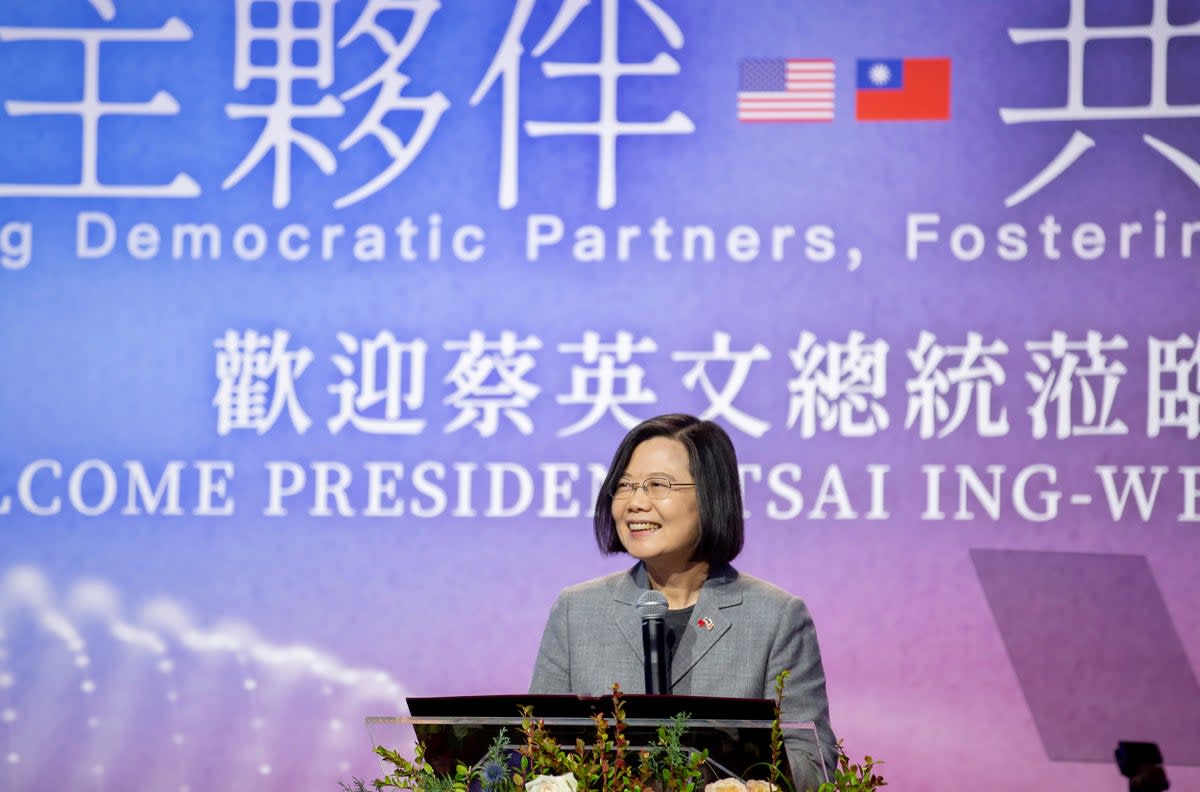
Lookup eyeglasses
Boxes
[611,477,696,500]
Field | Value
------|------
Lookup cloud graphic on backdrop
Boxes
[0,565,406,792]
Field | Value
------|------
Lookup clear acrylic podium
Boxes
[365,694,828,787]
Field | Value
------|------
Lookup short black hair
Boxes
[594,413,744,565]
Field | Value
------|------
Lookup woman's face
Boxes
[612,436,702,572]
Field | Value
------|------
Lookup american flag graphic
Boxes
[738,58,835,122]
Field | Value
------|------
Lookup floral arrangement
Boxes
[340,675,884,792]
[512,686,703,792]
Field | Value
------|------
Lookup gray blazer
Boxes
[530,563,837,790]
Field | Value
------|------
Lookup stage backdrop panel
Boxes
[2,1,1198,790]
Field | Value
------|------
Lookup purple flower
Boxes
[481,759,507,789]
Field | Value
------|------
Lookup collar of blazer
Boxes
[608,562,744,686]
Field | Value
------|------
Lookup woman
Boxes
[530,414,837,791]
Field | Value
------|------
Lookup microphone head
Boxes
[635,590,669,620]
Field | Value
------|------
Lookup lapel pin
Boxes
[696,617,714,631]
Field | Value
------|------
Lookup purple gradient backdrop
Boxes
[2,1,1199,790]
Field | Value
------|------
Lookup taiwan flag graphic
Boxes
[856,58,951,121]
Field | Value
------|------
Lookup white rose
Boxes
[525,773,578,792]
[705,779,748,792]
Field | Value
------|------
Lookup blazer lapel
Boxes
[610,564,648,666]
[670,565,743,686]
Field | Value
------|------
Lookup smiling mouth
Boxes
[627,522,661,533]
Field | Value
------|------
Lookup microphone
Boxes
[635,590,670,694]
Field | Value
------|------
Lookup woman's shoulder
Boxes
[719,566,809,608]
[556,566,634,601]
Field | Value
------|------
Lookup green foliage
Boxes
[642,711,708,792]
[362,728,518,792]
[742,670,794,792]
[514,703,574,783]
[810,741,886,792]
[480,730,517,792]
[769,670,791,791]
[516,684,648,792]
[369,739,472,792]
